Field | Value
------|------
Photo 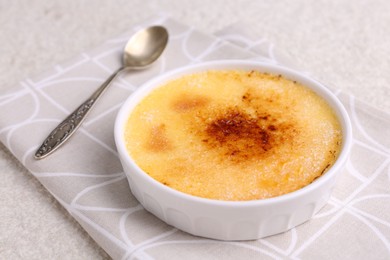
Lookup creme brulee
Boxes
[124,70,342,201]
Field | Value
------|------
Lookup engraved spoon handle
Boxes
[35,67,124,159]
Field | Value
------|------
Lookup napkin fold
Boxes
[1,16,390,259]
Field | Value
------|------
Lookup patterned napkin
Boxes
[1,16,389,259]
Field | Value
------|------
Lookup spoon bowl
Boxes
[35,25,169,159]
[124,26,168,68]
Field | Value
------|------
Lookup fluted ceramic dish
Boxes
[114,60,352,240]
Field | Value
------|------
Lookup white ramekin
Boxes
[114,60,352,240]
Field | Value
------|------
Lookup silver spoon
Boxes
[34,26,169,159]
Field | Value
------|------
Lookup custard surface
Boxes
[125,70,342,201]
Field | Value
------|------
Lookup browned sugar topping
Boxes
[146,124,172,152]
[200,107,295,163]
[206,110,271,151]
[171,95,210,112]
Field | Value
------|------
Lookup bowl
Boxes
[114,60,352,240]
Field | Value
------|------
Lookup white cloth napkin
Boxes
[1,16,389,259]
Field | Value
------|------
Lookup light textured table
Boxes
[1,0,389,259]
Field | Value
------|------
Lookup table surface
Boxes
[1,0,389,259]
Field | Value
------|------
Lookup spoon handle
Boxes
[34,67,124,159]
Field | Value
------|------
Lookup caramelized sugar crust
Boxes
[125,70,342,201]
